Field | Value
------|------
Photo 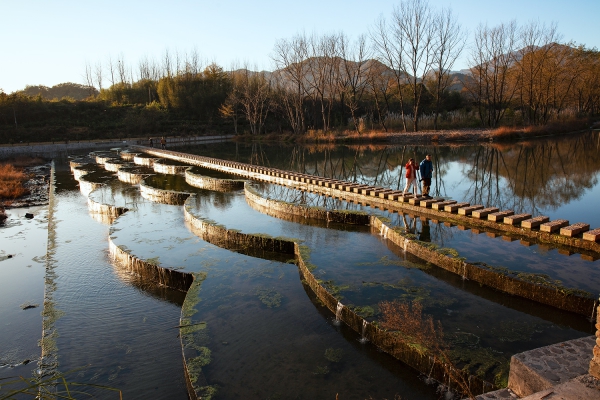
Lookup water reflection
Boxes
[187,130,600,227]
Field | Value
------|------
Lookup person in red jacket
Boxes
[402,158,419,197]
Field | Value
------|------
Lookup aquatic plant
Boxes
[324,348,344,363]
[255,288,282,308]
[312,365,330,376]
[0,368,122,399]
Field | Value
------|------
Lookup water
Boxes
[1,131,598,399]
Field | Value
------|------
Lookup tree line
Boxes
[1,0,598,143]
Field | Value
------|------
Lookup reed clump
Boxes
[0,164,29,200]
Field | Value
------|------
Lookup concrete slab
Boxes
[504,213,532,226]
[560,223,590,237]
[508,336,594,398]
[519,375,600,399]
[472,207,500,219]
[489,210,514,222]
[540,219,569,233]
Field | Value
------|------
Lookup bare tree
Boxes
[272,34,310,134]
[94,61,104,91]
[84,61,95,97]
[107,55,116,88]
[305,32,340,132]
[338,33,371,133]
[428,6,465,130]
[514,21,561,125]
[371,15,408,131]
[466,21,518,127]
[393,0,436,132]
[235,67,273,135]
[117,53,127,84]
[365,59,394,131]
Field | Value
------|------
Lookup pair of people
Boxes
[402,154,433,197]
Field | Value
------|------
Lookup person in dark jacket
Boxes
[419,154,433,197]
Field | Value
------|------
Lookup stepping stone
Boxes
[560,223,590,237]
[472,207,499,219]
[368,188,386,196]
[432,200,457,210]
[408,196,427,205]
[444,202,470,213]
[583,228,600,242]
[386,191,404,200]
[352,185,370,193]
[378,190,395,199]
[504,213,532,225]
[540,219,569,233]
[420,198,444,208]
[458,205,484,216]
[488,210,514,222]
[521,216,550,229]
[398,194,414,203]
[360,186,377,195]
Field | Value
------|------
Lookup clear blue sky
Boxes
[1,0,598,94]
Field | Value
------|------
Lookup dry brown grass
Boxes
[379,300,476,399]
[491,119,591,141]
[0,164,30,200]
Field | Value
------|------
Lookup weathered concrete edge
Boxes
[130,146,600,254]
[139,179,191,205]
[244,182,595,316]
[182,196,493,397]
[185,169,245,192]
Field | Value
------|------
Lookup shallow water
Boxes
[1,133,598,399]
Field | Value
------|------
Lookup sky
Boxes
[1,0,599,94]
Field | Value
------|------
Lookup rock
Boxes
[25,213,34,219]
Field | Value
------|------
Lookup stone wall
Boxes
[153,159,190,175]
[185,169,245,192]
[117,168,151,185]
[139,180,191,205]
[590,304,600,378]
[181,195,492,397]
[108,237,194,292]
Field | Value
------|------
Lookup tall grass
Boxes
[0,164,29,200]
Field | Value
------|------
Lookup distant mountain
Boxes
[20,83,97,100]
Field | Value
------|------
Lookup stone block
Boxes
[458,205,484,216]
[540,219,569,233]
[504,213,532,225]
[444,202,470,213]
[472,207,500,219]
[420,198,443,208]
[521,216,550,229]
[583,229,600,242]
[360,186,376,195]
[432,200,456,210]
[508,337,595,397]
[560,223,590,237]
[488,210,514,222]
[378,190,395,198]
[408,196,427,205]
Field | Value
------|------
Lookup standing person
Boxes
[149,137,154,148]
[160,137,166,149]
[419,154,433,197]
[402,158,419,197]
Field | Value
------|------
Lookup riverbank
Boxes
[235,119,597,144]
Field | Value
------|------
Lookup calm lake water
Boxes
[0,130,598,399]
